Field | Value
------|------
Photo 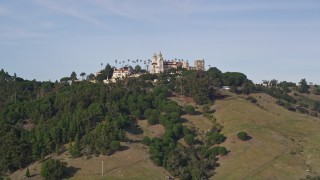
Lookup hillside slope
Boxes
[213,93,320,179]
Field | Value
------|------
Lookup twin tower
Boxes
[150,52,164,74]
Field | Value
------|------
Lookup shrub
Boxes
[25,168,30,177]
[237,131,249,141]
[184,134,195,145]
[246,96,257,103]
[201,104,211,113]
[41,159,67,180]
[184,105,195,115]
[142,136,151,145]
[110,141,121,151]
[218,147,228,156]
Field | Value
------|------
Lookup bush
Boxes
[237,131,249,141]
[41,159,67,180]
[201,104,210,113]
[142,136,151,145]
[147,116,158,125]
[184,105,195,115]
[184,134,195,145]
[25,168,30,177]
[218,147,228,156]
[110,141,121,151]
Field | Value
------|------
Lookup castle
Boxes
[149,52,204,74]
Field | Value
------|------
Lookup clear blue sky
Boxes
[1,0,319,84]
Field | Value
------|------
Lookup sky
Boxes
[0,0,320,84]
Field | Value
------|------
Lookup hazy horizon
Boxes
[1,0,319,84]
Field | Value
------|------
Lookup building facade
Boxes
[150,52,164,74]
[194,59,205,71]
[112,67,132,79]
[150,52,190,74]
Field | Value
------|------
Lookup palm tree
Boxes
[115,60,118,68]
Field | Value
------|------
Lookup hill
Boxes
[213,92,320,179]
[2,68,320,179]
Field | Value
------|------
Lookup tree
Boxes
[298,78,309,93]
[237,131,249,141]
[80,72,86,80]
[134,65,141,74]
[270,79,278,87]
[72,134,81,158]
[218,147,227,156]
[201,104,210,113]
[86,73,95,81]
[40,159,67,180]
[184,105,195,115]
[25,168,30,177]
[60,77,70,83]
[142,136,151,145]
[110,141,121,152]
[70,71,77,82]
[184,134,195,145]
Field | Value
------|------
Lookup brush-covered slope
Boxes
[213,93,320,179]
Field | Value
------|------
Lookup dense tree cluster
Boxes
[142,85,228,179]
[40,159,67,180]
[0,68,230,179]
[0,70,154,176]
[163,67,254,104]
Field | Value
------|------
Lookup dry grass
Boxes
[9,142,169,180]
[213,93,320,179]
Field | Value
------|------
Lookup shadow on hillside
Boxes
[180,118,188,123]
[119,145,129,151]
[63,166,81,178]
[193,111,203,115]
[181,110,203,116]
[126,123,143,135]
[246,135,253,141]
[215,94,230,100]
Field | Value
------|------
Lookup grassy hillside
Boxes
[9,139,170,180]
[9,91,320,179]
[213,93,320,179]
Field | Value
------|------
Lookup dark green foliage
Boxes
[222,72,247,86]
[0,70,228,179]
[218,146,228,156]
[70,134,81,158]
[298,78,310,93]
[313,101,320,113]
[184,134,195,145]
[264,87,296,104]
[110,141,121,151]
[40,159,66,180]
[206,131,226,145]
[144,109,160,125]
[95,64,114,82]
[25,168,30,177]
[237,131,249,141]
[313,87,320,95]
[276,100,296,111]
[201,104,211,113]
[184,105,195,115]
[142,136,151,145]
